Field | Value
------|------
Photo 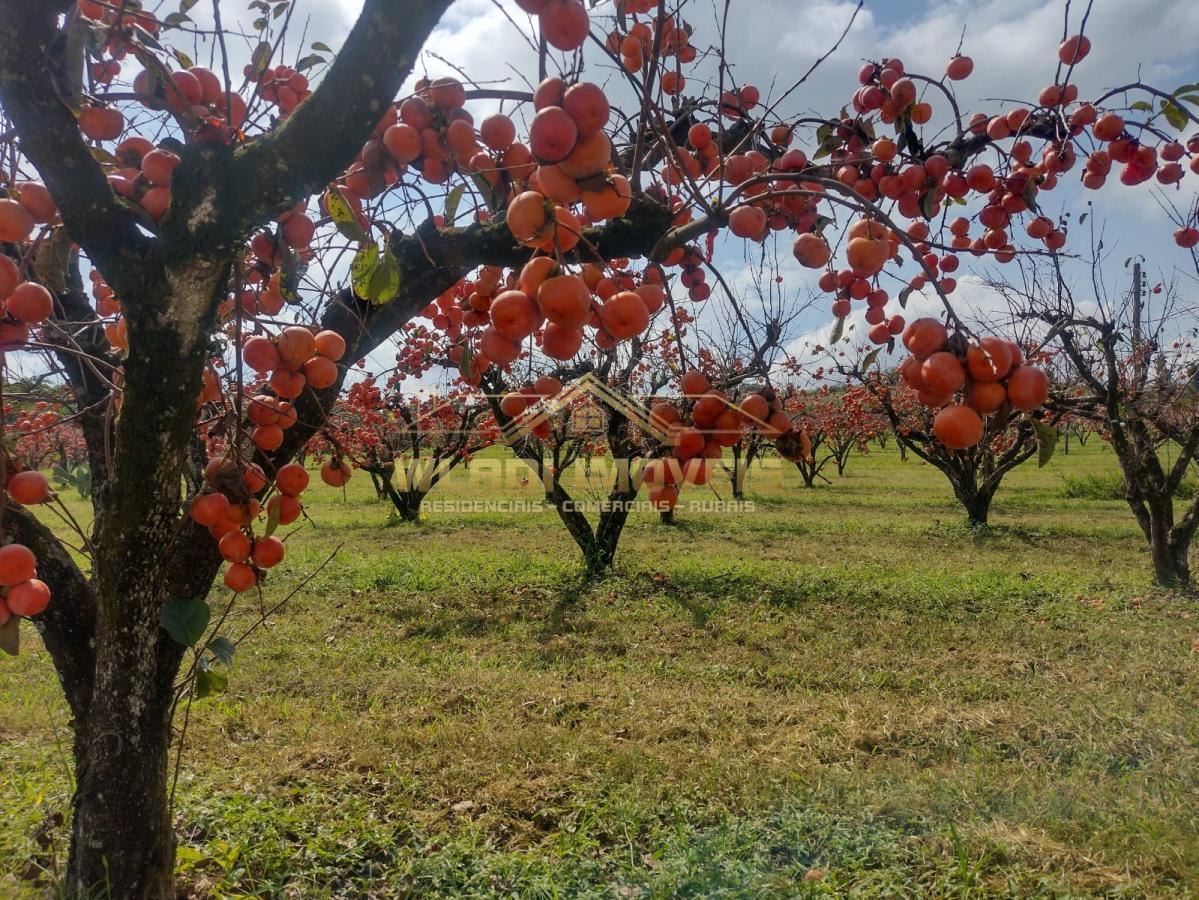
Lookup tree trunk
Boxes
[1112,437,1193,589]
[729,445,746,500]
[68,601,183,898]
[585,511,625,575]
[951,478,992,526]
[1146,496,1191,588]
[374,467,424,521]
[794,461,817,488]
[1149,529,1190,588]
[393,491,424,522]
[368,469,390,500]
[834,449,849,476]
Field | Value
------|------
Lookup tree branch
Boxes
[0,2,164,299]
[3,505,96,724]
[268,197,674,469]
[227,0,454,234]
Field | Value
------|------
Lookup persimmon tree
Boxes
[5,392,87,473]
[698,280,803,501]
[482,354,645,572]
[785,384,880,485]
[862,366,1048,525]
[994,256,1199,585]
[0,0,1187,894]
[318,378,496,522]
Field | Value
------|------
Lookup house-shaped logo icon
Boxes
[498,372,675,445]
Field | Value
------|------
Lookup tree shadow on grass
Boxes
[922,520,1055,547]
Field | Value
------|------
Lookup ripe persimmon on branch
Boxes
[0,0,1196,894]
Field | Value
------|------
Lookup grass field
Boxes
[2,441,1198,897]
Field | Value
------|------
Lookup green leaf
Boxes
[1129,100,1153,112]
[470,173,497,210]
[459,343,474,379]
[263,492,282,538]
[444,184,466,225]
[171,48,194,69]
[132,24,163,50]
[207,636,236,665]
[919,189,938,220]
[326,188,367,242]
[1021,178,1040,212]
[160,597,210,647]
[195,666,228,699]
[130,45,172,100]
[250,41,272,78]
[829,316,845,344]
[1160,99,1187,130]
[1172,82,1199,96]
[1178,95,1199,108]
[295,54,324,71]
[279,249,305,305]
[861,347,882,371]
[366,249,401,304]
[311,41,332,52]
[813,122,838,160]
[1029,415,1058,467]
[180,0,200,13]
[272,1,289,17]
[351,239,380,297]
[898,285,913,308]
[85,23,109,59]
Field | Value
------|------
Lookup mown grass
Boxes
[2,442,1198,897]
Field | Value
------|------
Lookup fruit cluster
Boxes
[246,63,312,119]
[189,459,316,592]
[642,370,792,510]
[898,318,1050,449]
[102,137,181,223]
[499,374,565,441]
[337,74,540,204]
[0,418,54,625]
[84,268,129,350]
[240,327,347,451]
[429,255,669,383]
[0,544,50,623]
[603,7,696,74]
[812,218,908,344]
[0,252,55,348]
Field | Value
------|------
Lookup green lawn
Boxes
[2,442,1198,897]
